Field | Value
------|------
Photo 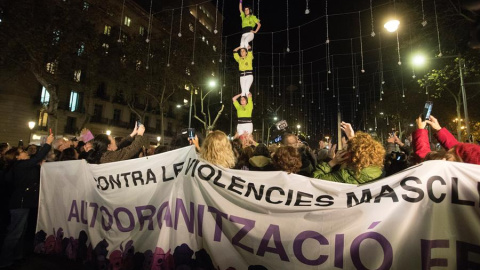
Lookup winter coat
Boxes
[313,162,383,185]
[99,135,149,164]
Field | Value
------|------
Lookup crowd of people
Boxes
[0,114,479,268]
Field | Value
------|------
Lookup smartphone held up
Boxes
[187,128,195,140]
[421,101,433,121]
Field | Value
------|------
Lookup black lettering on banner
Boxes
[427,176,446,203]
[451,177,475,206]
[131,171,144,186]
[315,195,334,207]
[146,169,157,184]
[228,176,245,195]
[198,164,215,181]
[97,176,109,190]
[245,183,265,200]
[374,185,399,203]
[213,170,225,188]
[266,187,285,204]
[400,177,424,203]
[109,175,121,189]
[346,189,372,208]
[121,172,131,187]
[285,189,294,206]
[162,166,174,182]
[173,162,184,177]
[294,191,313,206]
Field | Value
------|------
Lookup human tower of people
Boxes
[231,0,261,137]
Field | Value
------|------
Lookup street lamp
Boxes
[106,130,111,136]
[157,136,161,145]
[28,121,35,144]
[384,19,400,32]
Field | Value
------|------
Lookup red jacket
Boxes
[412,127,459,161]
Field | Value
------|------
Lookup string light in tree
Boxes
[178,0,184,37]
[305,0,310,14]
[223,37,227,86]
[146,0,153,43]
[433,0,443,57]
[257,0,260,19]
[191,5,198,65]
[299,28,302,85]
[214,0,219,34]
[350,38,355,89]
[166,10,174,67]
[271,33,274,88]
[118,0,126,43]
[421,0,427,26]
[278,54,282,96]
[286,0,290,52]
[370,0,375,37]
[325,0,330,44]
[358,11,365,73]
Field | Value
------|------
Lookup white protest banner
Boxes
[36,146,480,269]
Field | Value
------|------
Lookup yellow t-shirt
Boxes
[240,12,259,28]
[234,52,254,71]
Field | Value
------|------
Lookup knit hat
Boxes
[455,143,480,165]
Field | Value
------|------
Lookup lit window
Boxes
[83,1,89,10]
[102,43,109,54]
[46,62,57,74]
[69,91,79,112]
[189,23,194,32]
[38,111,48,127]
[124,16,131,27]
[52,30,61,45]
[213,45,216,52]
[136,60,141,70]
[139,26,145,36]
[74,70,81,82]
[121,33,127,42]
[202,36,205,42]
[77,43,85,56]
[40,87,50,104]
[104,25,111,36]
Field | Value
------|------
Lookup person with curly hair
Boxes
[200,130,236,169]
[313,131,385,184]
[272,146,302,174]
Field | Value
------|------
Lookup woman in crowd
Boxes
[413,115,480,164]
[200,130,236,169]
[272,146,302,174]
[59,147,78,161]
[232,93,254,136]
[233,47,254,97]
[313,132,385,184]
[238,0,261,50]
[86,124,148,164]
[0,134,54,268]
[249,143,275,171]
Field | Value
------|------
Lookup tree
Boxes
[194,89,224,135]
[418,52,480,140]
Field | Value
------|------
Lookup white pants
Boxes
[240,75,253,96]
[240,32,254,49]
[237,123,253,135]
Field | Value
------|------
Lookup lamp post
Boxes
[28,121,35,144]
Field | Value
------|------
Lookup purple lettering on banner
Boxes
[131,171,144,186]
[456,241,480,269]
[334,234,344,268]
[351,232,393,270]
[427,176,446,203]
[80,200,88,224]
[230,215,255,254]
[197,204,205,237]
[451,177,475,206]
[109,175,121,189]
[68,200,79,222]
[265,187,285,204]
[97,176,109,190]
[173,162,184,177]
[162,166,174,182]
[89,202,99,228]
[293,230,328,265]
[146,168,157,184]
[207,206,228,242]
[257,224,289,262]
[136,205,156,231]
[400,177,424,203]
[197,164,215,181]
[99,206,113,231]
[157,201,173,229]
[120,172,131,187]
[114,207,135,232]
[374,185,399,203]
[174,198,195,233]
[420,239,449,269]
